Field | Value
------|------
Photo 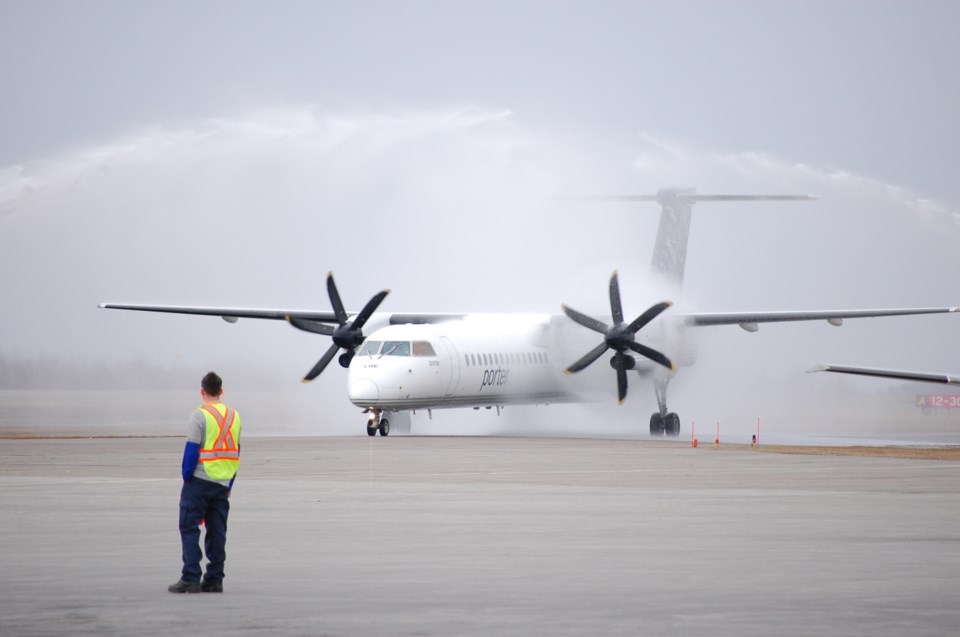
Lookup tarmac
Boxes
[1,435,958,636]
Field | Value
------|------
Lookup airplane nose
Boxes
[348,378,380,403]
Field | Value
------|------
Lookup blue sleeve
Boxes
[228,442,239,490]
[182,441,200,481]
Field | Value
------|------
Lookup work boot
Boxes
[201,579,223,593]
[168,579,201,593]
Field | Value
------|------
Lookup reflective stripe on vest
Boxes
[198,403,241,480]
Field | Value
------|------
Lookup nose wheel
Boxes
[365,409,390,436]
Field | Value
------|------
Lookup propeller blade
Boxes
[350,289,390,330]
[616,366,628,404]
[287,316,336,336]
[565,342,610,374]
[294,272,392,383]
[326,272,348,326]
[562,305,609,334]
[609,271,624,325]
[303,343,341,382]
[627,301,673,334]
[563,272,675,403]
[626,341,676,371]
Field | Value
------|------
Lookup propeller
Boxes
[562,271,675,403]
[287,273,390,382]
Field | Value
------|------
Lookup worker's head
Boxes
[201,372,223,400]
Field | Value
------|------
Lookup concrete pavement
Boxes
[0,435,958,636]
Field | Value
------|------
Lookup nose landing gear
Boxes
[365,408,390,437]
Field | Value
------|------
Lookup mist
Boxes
[1,3,958,440]
[1,105,957,439]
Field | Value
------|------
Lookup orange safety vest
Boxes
[197,402,241,480]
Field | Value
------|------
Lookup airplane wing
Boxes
[681,307,958,332]
[98,303,465,326]
[98,303,339,323]
[808,364,960,386]
[102,303,958,328]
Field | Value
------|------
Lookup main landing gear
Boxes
[650,411,680,436]
[365,409,390,437]
[649,377,681,437]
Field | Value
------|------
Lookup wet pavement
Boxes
[1,435,958,636]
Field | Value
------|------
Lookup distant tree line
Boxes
[0,355,190,390]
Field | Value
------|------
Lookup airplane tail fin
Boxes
[649,188,696,287]
[568,189,816,288]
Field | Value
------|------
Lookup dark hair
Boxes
[201,372,223,397]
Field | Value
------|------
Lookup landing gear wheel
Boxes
[649,413,664,436]
[379,419,390,437]
[665,412,681,437]
[366,425,377,437]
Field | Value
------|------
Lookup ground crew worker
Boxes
[168,372,241,593]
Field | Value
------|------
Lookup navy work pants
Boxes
[179,477,230,583]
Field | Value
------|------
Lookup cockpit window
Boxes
[381,341,411,357]
[359,341,382,356]
[412,341,436,356]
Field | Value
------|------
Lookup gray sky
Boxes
[3,1,958,199]
[1,0,958,434]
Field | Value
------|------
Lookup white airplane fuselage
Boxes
[346,313,687,411]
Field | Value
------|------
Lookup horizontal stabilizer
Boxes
[558,194,816,203]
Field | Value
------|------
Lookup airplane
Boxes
[100,188,958,436]
[808,364,960,386]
